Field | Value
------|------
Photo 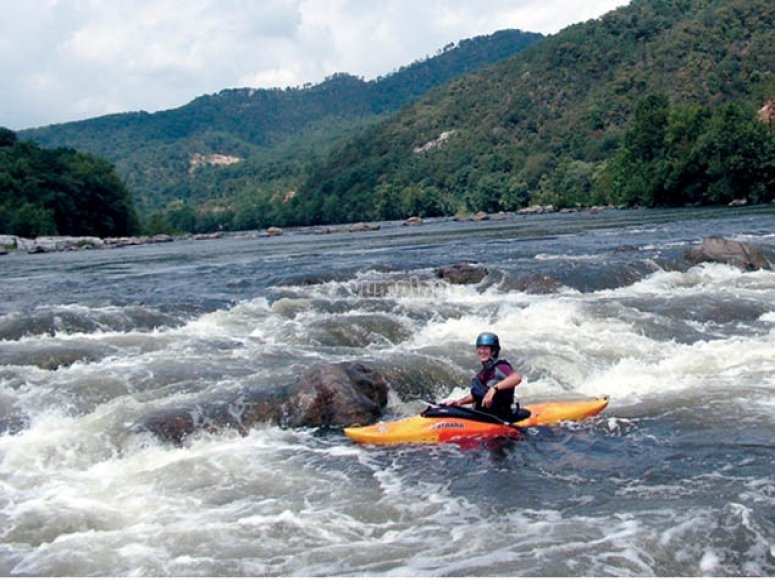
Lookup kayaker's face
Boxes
[477,345,494,363]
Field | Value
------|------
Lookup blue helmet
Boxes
[475,332,500,356]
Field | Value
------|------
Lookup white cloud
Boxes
[0,0,629,130]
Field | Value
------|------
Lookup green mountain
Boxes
[19,0,775,234]
[19,29,542,220]
[285,0,775,225]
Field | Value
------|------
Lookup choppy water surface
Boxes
[1,206,774,576]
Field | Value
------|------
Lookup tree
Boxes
[165,200,197,233]
[692,103,772,204]
[145,211,172,236]
[612,94,671,206]
[9,203,58,237]
[659,103,712,205]
[602,97,775,207]
[0,136,139,237]
[0,127,17,147]
[537,159,598,208]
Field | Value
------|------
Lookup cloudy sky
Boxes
[1,0,629,130]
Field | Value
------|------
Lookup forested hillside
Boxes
[0,128,139,238]
[19,29,542,230]
[17,0,775,234]
[285,0,775,226]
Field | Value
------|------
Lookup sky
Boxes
[0,0,629,131]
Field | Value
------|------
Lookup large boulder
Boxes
[436,262,488,284]
[279,362,388,428]
[686,236,770,271]
[136,361,389,443]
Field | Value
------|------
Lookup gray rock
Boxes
[137,361,389,443]
[437,262,488,284]
[686,236,770,271]
[138,388,284,445]
[279,362,388,428]
[515,273,564,294]
[0,235,18,250]
[347,222,380,232]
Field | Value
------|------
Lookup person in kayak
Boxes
[446,331,524,421]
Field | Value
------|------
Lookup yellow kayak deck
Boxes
[344,397,609,446]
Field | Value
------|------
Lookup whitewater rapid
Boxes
[1,206,774,575]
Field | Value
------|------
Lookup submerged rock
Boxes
[686,236,770,271]
[138,388,285,445]
[347,222,380,232]
[514,273,564,294]
[436,262,488,284]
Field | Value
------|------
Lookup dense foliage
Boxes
[602,96,774,207]
[0,129,139,237]
[285,0,775,226]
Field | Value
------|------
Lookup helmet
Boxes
[475,332,500,356]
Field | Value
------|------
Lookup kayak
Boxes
[343,397,609,446]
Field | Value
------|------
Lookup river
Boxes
[1,206,774,576]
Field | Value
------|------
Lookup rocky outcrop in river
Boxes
[279,362,388,428]
[0,234,175,254]
[687,236,771,270]
[137,361,389,444]
[131,352,467,445]
[436,262,488,284]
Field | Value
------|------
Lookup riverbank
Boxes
[1,202,768,256]
[0,233,172,254]
[0,232,237,255]
[0,205,607,255]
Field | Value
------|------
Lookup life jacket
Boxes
[471,358,515,418]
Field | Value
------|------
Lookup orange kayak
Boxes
[343,397,609,446]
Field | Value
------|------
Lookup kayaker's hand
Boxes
[482,387,495,408]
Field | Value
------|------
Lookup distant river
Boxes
[1,206,774,576]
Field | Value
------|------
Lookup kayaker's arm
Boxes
[496,370,522,391]
[448,370,522,407]
[482,370,522,408]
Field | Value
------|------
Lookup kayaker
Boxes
[446,332,523,421]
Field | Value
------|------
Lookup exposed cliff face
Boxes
[413,129,457,154]
[758,97,775,124]
[188,153,242,174]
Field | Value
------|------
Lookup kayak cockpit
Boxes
[421,404,531,425]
